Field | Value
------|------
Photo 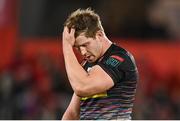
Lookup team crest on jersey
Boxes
[105,55,124,67]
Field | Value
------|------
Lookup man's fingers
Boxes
[63,26,75,36]
[62,26,76,46]
[70,28,75,36]
[63,26,68,34]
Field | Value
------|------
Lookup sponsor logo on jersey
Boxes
[105,55,124,67]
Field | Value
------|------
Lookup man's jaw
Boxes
[85,55,97,63]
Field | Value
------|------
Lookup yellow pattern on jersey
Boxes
[81,92,107,101]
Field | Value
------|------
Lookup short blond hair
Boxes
[64,8,104,38]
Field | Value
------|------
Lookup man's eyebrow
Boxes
[80,42,90,46]
[74,42,89,47]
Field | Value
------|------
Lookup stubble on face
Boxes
[75,33,103,63]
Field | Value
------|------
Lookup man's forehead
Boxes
[74,40,87,47]
[75,35,87,46]
[74,42,79,47]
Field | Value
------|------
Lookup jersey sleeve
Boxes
[97,54,125,84]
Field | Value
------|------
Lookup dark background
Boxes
[0,0,180,119]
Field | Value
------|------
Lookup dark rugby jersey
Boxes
[80,43,139,120]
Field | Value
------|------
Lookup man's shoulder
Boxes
[106,44,128,62]
[110,44,135,62]
[101,44,137,71]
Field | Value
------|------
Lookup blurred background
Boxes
[0,0,180,119]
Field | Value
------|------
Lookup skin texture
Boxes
[74,33,103,63]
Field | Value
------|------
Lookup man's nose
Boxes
[79,46,87,56]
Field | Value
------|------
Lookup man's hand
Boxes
[63,26,76,46]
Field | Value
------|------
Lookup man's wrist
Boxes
[63,39,74,47]
[63,41,74,54]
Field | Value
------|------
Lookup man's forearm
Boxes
[63,42,88,93]
[62,93,80,120]
[62,109,79,120]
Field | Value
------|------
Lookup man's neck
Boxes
[100,37,112,57]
